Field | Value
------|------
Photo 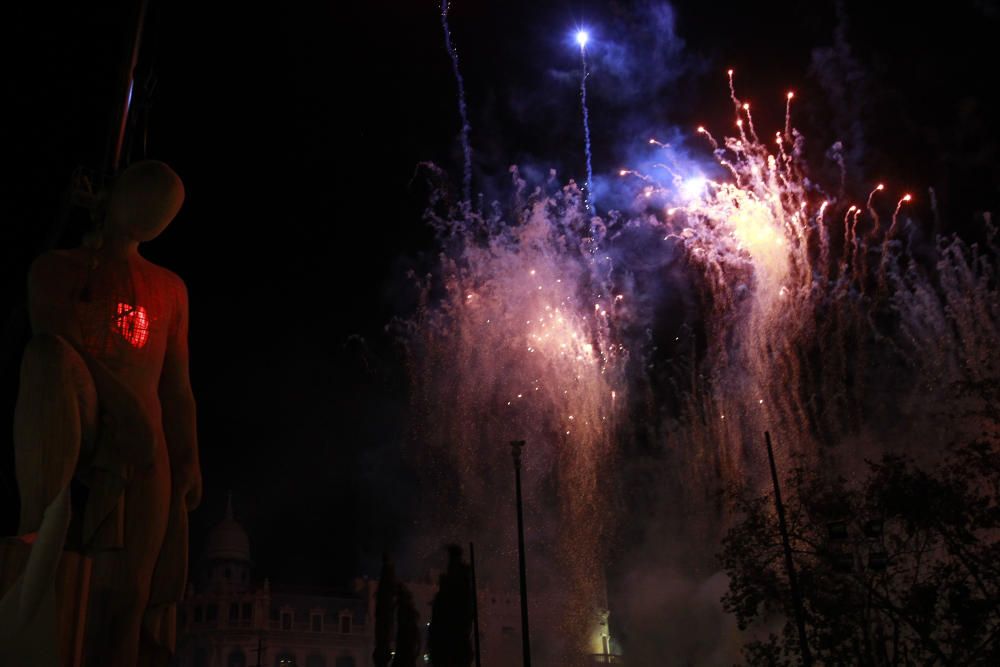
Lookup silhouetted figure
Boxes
[393,583,421,667]
[428,545,473,667]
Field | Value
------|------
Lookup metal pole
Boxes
[107,0,151,175]
[510,440,532,667]
[764,431,812,667]
[470,542,482,667]
[0,0,151,379]
[253,634,264,667]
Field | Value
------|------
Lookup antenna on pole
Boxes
[764,431,812,666]
[106,0,151,176]
[470,542,482,667]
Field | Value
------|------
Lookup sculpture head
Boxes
[106,160,185,243]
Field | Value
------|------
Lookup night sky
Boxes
[2,0,998,590]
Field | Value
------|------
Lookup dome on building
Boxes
[205,493,250,562]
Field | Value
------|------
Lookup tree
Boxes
[393,583,421,667]
[720,441,1000,665]
[373,553,397,667]
[428,545,473,667]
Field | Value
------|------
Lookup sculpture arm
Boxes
[27,253,83,343]
[160,277,201,510]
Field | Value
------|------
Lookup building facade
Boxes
[173,497,370,667]
[174,499,622,666]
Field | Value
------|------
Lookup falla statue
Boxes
[0,160,201,666]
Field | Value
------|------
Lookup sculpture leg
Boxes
[85,441,170,667]
[14,334,98,535]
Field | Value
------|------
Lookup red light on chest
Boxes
[114,302,150,348]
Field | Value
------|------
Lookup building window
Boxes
[242,602,253,620]
[334,657,355,667]
[311,613,323,632]
[206,604,218,622]
[306,656,327,667]
[340,615,351,634]
[281,611,293,630]
[225,567,232,580]
[194,605,203,622]
[230,603,240,622]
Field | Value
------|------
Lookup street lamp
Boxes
[510,440,532,667]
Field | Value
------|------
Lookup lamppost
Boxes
[510,440,532,667]
[470,541,482,667]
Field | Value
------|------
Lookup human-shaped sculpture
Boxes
[11,160,201,666]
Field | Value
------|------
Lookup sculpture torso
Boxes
[32,248,186,451]
[5,160,198,667]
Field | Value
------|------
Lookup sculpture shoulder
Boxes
[28,249,88,293]
[28,249,90,303]
[138,258,184,287]
[150,264,187,303]
[138,259,190,322]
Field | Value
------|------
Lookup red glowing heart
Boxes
[114,302,150,349]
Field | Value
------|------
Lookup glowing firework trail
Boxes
[622,73,999,497]
[784,91,794,139]
[877,193,913,290]
[408,168,624,661]
[697,125,719,150]
[619,76,998,667]
[891,193,912,233]
[866,182,885,229]
[646,79,877,481]
[408,61,1000,664]
[441,0,472,203]
[742,103,759,143]
[577,30,595,213]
